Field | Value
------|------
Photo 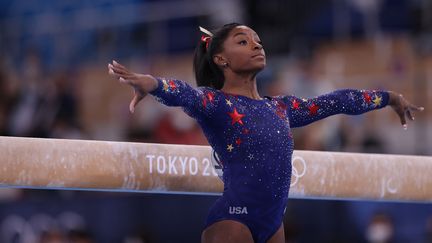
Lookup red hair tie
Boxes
[201,35,211,51]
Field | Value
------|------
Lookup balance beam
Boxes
[0,136,431,202]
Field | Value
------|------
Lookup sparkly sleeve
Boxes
[148,77,213,120]
[282,89,390,128]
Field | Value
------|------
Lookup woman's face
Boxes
[217,25,266,73]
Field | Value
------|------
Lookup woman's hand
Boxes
[108,60,158,113]
[388,91,424,129]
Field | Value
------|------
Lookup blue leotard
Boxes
[149,77,389,243]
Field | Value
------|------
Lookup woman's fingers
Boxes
[113,60,127,70]
[404,103,425,123]
[109,65,127,75]
[398,111,407,129]
[409,104,424,112]
[109,71,131,84]
[129,90,146,113]
[129,95,139,113]
[107,60,151,113]
[113,72,136,81]
[392,102,407,128]
[406,109,414,121]
[109,63,130,76]
[108,63,115,74]
[393,94,426,129]
[112,64,129,74]
[108,65,138,86]
[108,64,121,77]
[119,77,130,84]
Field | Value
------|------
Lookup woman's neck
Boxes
[220,71,262,100]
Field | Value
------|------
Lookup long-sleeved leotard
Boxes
[149,77,389,243]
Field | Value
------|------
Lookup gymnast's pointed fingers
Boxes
[108,67,135,86]
[108,63,116,76]
[119,77,132,85]
[405,102,424,122]
[409,103,424,112]
[108,64,126,80]
[397,109,407,129]
[109,63,131,76]
[112,60,128,70]
[129,90,145,113]
[406,110,414,121]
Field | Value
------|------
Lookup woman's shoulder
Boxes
[197,85,216,91]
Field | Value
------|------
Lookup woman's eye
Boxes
[238,40,247,45]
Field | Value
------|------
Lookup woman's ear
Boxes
[213,55,228,68]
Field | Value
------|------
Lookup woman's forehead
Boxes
[230,26,259,38]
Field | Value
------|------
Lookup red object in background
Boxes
[154,114,209,145]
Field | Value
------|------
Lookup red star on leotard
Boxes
[276,100,288,110]
[235,138,242,145]
[276,110,286,119]
[308,103,319,115]
[363,91,371,104]
[227,107,245,125]
[202,91,215,108]
[202,97,208,108]
[292,99,300,110]
[275,100,288,118]
[168,80,177,90]
[206,92,215,103]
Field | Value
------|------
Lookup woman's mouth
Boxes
[252,54,265,58]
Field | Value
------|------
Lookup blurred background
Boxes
[0,0,432,242]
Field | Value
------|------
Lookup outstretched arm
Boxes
[108,60,213,120]
[282,89,423,128]
[108,60,158,113]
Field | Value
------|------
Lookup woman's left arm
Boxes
[282,89,423,128]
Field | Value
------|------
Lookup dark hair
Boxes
[193,23,241,89]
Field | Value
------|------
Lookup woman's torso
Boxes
[198,88,294,205]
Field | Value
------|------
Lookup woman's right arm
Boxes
[108,60,214,120]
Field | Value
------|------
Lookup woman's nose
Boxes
[252,42,263,50]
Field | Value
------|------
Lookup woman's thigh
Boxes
[266,223,285,243]
[201,219,254,243]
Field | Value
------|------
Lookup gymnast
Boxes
[108,23,424,243]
